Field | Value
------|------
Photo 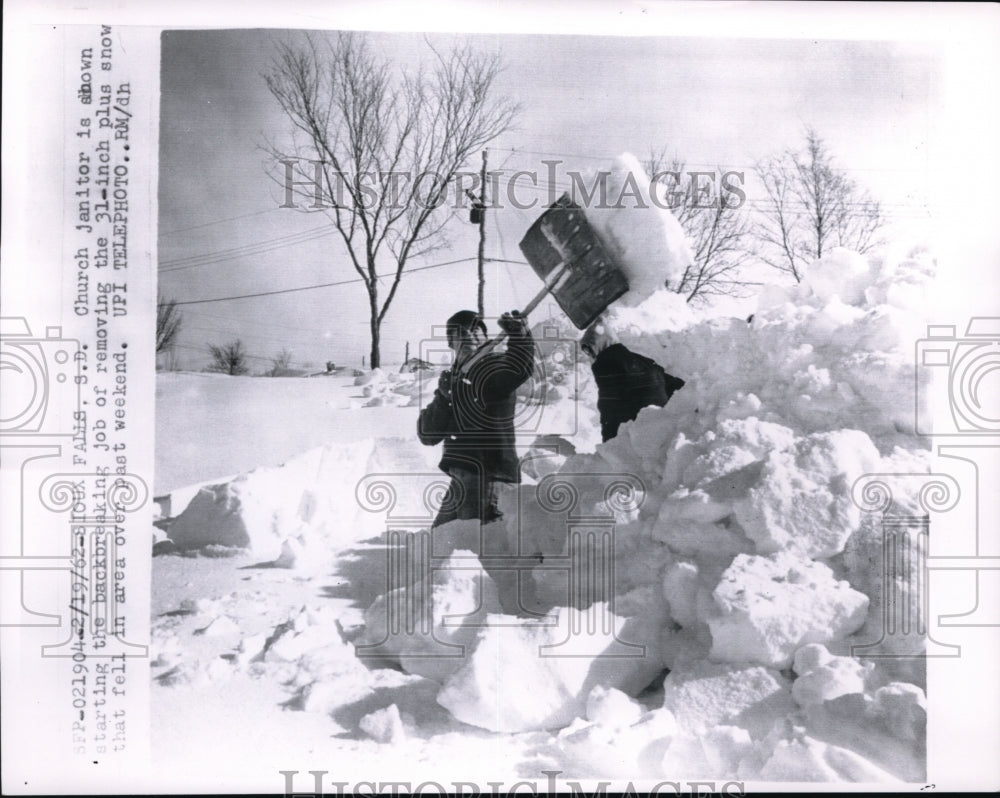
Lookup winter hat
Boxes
[446,309,487,337]
[580,319,617,358]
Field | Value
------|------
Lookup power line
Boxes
[487,145,930,175]
[159,224,335,271]
[164,256,480,306]
[161,208,282,236]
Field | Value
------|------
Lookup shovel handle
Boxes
[457,261,569,373]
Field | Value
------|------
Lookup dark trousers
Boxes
[432,466,503,528]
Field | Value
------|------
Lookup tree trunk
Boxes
[370,318,381,369]
[369,287,381,369]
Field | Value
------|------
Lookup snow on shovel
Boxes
[460,194,628,371]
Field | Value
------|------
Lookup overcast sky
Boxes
[158,25,942,371]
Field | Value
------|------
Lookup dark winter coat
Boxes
[417,329,535,483]
[591,343,685,442]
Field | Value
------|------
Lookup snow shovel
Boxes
[460,194,629,371]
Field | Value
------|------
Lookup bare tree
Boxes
[267,348,294,376]
[264,33,520,368]
[208,339,249,376]
[156,294,183,354]
[646,150,757,305]
[756,128,884,282]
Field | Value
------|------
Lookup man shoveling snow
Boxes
[417,308,534,526]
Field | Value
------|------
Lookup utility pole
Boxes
[475,150,487,317]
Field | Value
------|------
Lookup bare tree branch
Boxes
[263,32,520,367]
[267,348,294,376]
[156,294,183,354]
[207,339,249,376]
[646,150,757,306]
[755,127,886,282]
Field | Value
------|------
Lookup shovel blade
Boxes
[518,194,630,330]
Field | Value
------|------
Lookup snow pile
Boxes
[391,244,930,780]
[154,229,937,783]
[573,152,694,302]
[166,437,442,563]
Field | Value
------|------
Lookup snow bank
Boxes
[166,437,442,562]
[440,243,933,778]
[155,238,938,783]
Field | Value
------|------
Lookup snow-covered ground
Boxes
[152,166,938,790]
[154,370,427,496]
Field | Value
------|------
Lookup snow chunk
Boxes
[234,633,267,666]
[356,550,503,684]
[732,429,881,558]
[437,605,665,732]
[661,559,724,649]
[700,725,755,777]
[520,434,577,481]
[663,560,702,629]
[274,535,306,569]
[601,288,697,339]
[707,552,869,668]
[575,153,693,303]
[156,657,233,688]
[660,661,795,738]
[359,704,406,744]
[193,615,239,638]
[150,630,183,668]
[264,623,341,663]
[353,368,384,386]
[791,643,873,707]
[548,708,678,779]
[873,682,927,743]
[585,685,644,728]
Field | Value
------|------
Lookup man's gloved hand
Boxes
[435,370,453,402]
[498,309,528,336]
